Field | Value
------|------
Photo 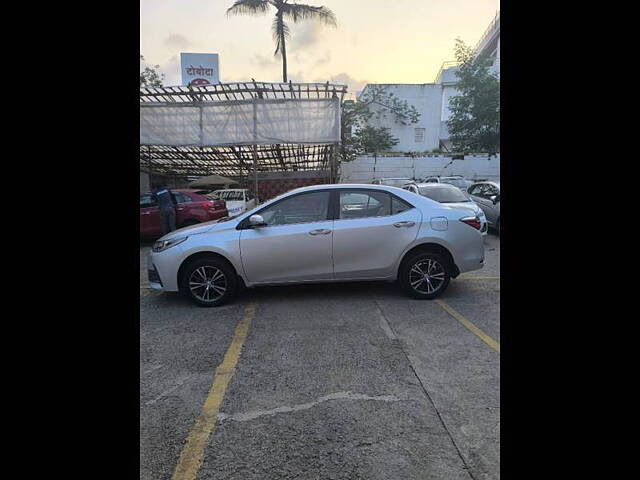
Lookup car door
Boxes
[140,194,161,237]
[332,189,421,280]
[173,192,191,225]
[469,184,498,225]
[239,190,333,284]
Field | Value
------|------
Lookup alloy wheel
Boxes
[409,259,446,295]
[189,266,227,303]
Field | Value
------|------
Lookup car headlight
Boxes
[152,236,188,253]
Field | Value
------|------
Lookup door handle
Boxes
[393,221,415,228]
[309,229,332,235]
[177,207,184,211]
[141,212,151,216]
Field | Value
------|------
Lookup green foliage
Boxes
[352,126,399,158]
[447,39,500,154]
[140,55,165,88]
[340,85,420,162]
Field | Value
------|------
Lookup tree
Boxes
[226,0,336,82]
[352,126,398,159]
[340,85,420,162]
[446,39,500,153]
[140,55,165,88]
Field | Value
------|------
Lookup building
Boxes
[358,12,500,153]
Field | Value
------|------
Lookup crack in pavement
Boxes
[373,300,478,480]
[217,391,407,423]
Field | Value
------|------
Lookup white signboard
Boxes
[180,53,219,86]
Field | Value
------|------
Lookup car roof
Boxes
[412,182,460,189]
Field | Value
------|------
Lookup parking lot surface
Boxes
[140,234,500,480]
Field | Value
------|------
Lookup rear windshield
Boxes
[418,185,470,203]
[215,190,244,201]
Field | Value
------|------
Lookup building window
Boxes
[415,128,425,143]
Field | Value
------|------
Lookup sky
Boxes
[140,0,499,98]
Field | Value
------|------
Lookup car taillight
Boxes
[460,216,481,230]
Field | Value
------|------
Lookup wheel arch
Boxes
[177,251,242,292]
[398,243,460,279]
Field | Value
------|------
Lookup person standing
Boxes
[153,184,176,235]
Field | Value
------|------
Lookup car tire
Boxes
[179,257,237,307]
[399,251,451,300]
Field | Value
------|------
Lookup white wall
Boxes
[339,154,500,183]
[365,84,442,152]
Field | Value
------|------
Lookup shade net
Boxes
[140,98,340,147]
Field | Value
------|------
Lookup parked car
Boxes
[467,181,500,234]
[213,189,257,217]
[403,182,488,235]
[140,189,228,239]
[372,177,414,188]
[422,175,473,191]
[148,184,485,306]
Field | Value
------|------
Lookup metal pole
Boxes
[253,98,258,203]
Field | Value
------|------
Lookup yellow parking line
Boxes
[434,299,500,353]
[171,301,256,480]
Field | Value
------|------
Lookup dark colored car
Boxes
[140,189,228,239]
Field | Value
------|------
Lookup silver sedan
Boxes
[148,184,485,306]
[467,181,500,234]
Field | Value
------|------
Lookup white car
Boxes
[372,178,414,188]
[148,184,485,306]
[403,182,488,235]
[213,189,256,217]
[422,176,473,191]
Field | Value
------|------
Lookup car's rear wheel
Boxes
[400,252,451,299]
[180,257,237,307]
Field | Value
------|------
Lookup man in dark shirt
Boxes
[153,184,176,235]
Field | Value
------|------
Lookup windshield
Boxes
[418,185,470,203]
[215,190,244,201]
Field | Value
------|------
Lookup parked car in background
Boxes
[372,178,414,188]
[403,182,488,235]
[213,189,256,217]
[140,189,228,239]
[467,181,500,234]
[422,175,474,191]
[147,184,485,306]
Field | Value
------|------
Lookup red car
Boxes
[140,189,228,239]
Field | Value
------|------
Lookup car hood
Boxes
[157,217,238,241]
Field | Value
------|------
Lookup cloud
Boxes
[250,53,278,69]
[290,21,323,50]
[314,72,369,98]
[164,33,191,50]
[158,55,181,86]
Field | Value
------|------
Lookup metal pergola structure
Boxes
[140,81,347,188]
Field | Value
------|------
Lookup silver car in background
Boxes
[467,181,500,234]
[403,182,488,235]
[148,184,484,307]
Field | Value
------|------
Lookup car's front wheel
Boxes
[180,257,237,307]
[400,252,451,299]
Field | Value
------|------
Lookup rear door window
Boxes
[339,190,391,219]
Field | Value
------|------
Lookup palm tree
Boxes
[226,0,337,82]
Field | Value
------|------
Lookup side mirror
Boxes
[491,195,500,204]
[249,214,266,227]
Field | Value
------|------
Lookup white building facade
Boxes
[358,12,500,153]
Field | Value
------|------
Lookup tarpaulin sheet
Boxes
[140,98,340,146]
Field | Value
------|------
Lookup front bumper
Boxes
[147,252,165,290]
